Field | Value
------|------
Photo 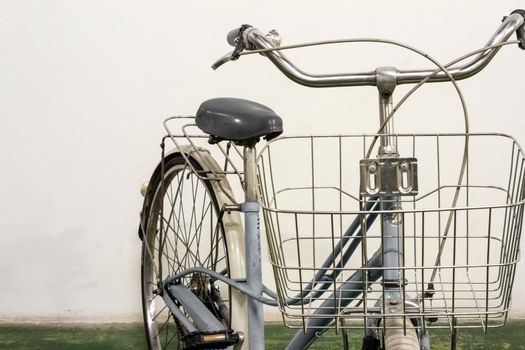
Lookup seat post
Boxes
[241,145,264,350]
[244,145,258,202]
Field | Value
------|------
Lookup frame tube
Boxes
[243,146,265,350]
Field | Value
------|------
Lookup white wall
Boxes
[0,0,524,322]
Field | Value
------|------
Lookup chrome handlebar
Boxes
[394,13,525,85]
[216,12,524,88]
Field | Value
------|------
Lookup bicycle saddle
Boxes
[196,97,283,145]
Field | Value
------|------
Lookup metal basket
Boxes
[257,133,524,331]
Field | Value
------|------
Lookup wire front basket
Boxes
[257,133,524,331]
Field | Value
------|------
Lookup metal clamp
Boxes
[360,157,418,197]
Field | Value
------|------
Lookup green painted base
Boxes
[0,321,524,349]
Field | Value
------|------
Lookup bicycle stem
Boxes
[376,67,398,156]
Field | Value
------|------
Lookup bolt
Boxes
[368,163,377,174]
[400,162,409,172]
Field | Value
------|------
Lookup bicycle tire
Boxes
[383,317,420,350]
[140,150,247,350]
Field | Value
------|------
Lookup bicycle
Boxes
[138,10,525,350]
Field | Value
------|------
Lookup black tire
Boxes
[383,317,420,350]
[140,154,231,350]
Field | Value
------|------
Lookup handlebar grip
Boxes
[227,24,254,47]
[227,27,241,47]
[511,9,525,49]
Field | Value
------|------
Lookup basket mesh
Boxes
[257,133,524,330]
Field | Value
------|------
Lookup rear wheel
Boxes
[141,154,233,349]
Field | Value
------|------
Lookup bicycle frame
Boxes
[160,131,525,350]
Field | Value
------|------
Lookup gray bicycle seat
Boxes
[196,97,283,145]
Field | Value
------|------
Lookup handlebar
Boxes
[216,11,525,88]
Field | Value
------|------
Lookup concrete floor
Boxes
[0,322,524,349]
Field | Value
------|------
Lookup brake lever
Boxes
[211,51,235,70]
[210,44,246,71]
[211,38,250,70]
[211,25,253,70]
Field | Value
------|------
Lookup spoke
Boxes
[164,169,187,250]
[154,314,171,338]
[179,241,194,271]
[159,169,216,273]
[153,245,177,268]
[169,180,174,207]
[196,189,211,235]
[164,233,183,274]
[187,172,198,244]
[191,202,213,266]
[195,185,208,266]
[164,330,179,348]
[142,231,160,278]
[161,217,202,267]
[191,175,201,265]
[209,202,215,269]
[162,199,184,272]
[203,224,224,268]
[148,293,159,303]
[204,251,226,269]
[182,202,213,265]
[177,170,189,245]
[156,224,176,275]
[166,185,174,210]
[171,174,187,246]
[164,313,170,348]
[160,168,187,280]
[152,304,168,322]
[164,178,181,264]
[159,222,179,274]
[163,235,178,274]
[176,211,212,268]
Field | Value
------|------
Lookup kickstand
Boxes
[451,317,458,350]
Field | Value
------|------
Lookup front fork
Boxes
[363,202,430,350]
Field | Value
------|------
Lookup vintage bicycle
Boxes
[138,10,525,350]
